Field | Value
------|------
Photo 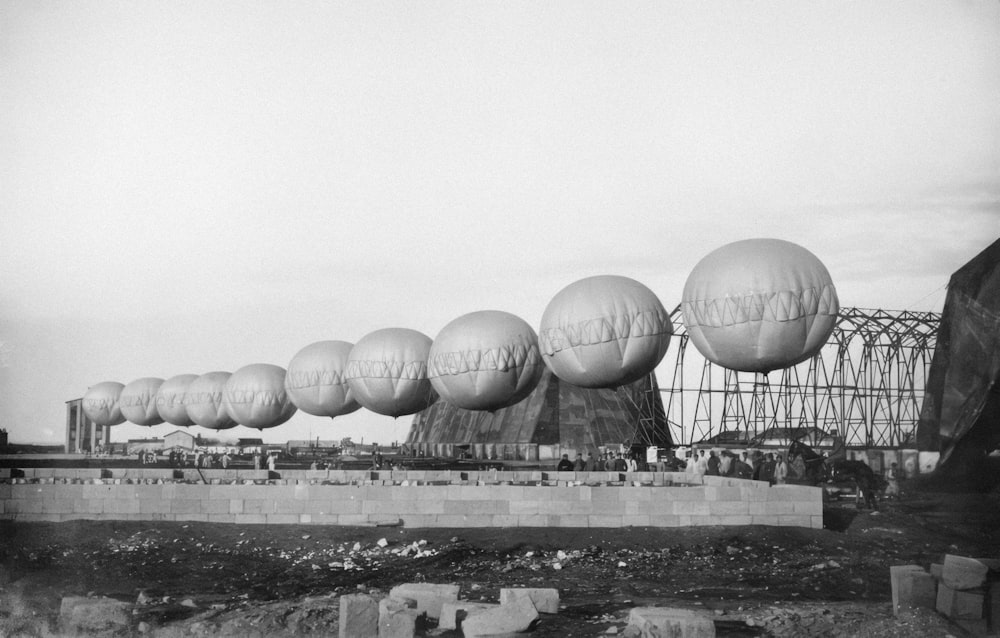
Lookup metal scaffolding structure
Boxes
[661,306,941,448]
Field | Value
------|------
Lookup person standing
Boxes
[706,450,721,476]
[774,454,789,484]
[557,454,574,471]
[884,462,900,499]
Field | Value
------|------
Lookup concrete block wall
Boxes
[0,469,822,529]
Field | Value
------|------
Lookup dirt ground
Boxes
[1,489,998,637]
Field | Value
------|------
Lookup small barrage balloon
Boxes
[428,310,544,411]
[346,328,438,417]
[155,374,198,426]
[119,377,166,426]
[681,238,839,373]
[224,363,297,429]
[538,275,673,388]
[185,372,237,430]
[82,381,126,426]
[285,341,361,418]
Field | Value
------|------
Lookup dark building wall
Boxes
[406,368,671,453]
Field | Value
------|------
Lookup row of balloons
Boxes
[82,239,840,431]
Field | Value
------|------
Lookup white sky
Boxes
[1,1,998,446]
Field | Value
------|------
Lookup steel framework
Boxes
[661,306,941,448]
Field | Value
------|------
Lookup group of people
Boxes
[163,449,232,469]
[682,448,790,484]
[554,447,798,486]
[556,450,646,472]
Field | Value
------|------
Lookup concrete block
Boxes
[486,514,516,528]
[438,601,498,630]
[890,565,936,616]
[170,499,202,514]
[649,514,683,527]
[750,501,794,515]
[378,596,423,637]
[233,514,267,524]
[274,499,309,514]
[340,593,379,638]
[942,554,1000,591]
[777,515,815,528]
[200,499,230,514]
[242,499,275,515]
[500,587,560,613]
[751,515,780,526]
[937,582,985,619]
[59,596,133,636]
[266,514,300,524]
[387,583,459,620]
[461,593,539,638]
[673,501,712,516]
[627,607,716,637]
[554,514,591,527]
[517,514,555,527]
[588,515,625,528]
[434,514,494,527]
[40,499,75,514]
[104,499,140,514]
[590,487,622,502]
[706,500,749,516]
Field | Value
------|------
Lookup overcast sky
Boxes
[1,1,997,447]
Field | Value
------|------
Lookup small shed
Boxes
[164,430,196,451]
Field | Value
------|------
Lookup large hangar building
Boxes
[405,367,671,462]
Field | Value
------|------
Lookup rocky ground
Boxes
[1,489,998,636]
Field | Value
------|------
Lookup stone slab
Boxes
[890,565,936,616]
[461,593,539,638]
[339,593,378,638]
[936,582,985,619]
[438,601,498,630]
[378,597,422,638]
[627,607,716,638]
[499,587,560,613]
[388,583,459,620]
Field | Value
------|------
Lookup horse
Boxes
[788,440,830,484]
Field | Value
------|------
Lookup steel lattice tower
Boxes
[661,306,940,447]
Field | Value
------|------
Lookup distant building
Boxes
[163,430,196,451]
[127,438,164,454]
[65,398,111,454]
[237,438,264,454]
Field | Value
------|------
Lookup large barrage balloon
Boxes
[285,341,361,418]
[119,377,165,426]
[346,328,438,417]
[82,381,126,426]
[185,371,237,430]
[223,363,297,429]
[428,310,544,411]
[155,374,198,426]
[681,238,840,373]
[538,275,673,388]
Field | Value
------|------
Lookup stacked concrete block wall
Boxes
[892,555,1000,635]
[0,468,822,529]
